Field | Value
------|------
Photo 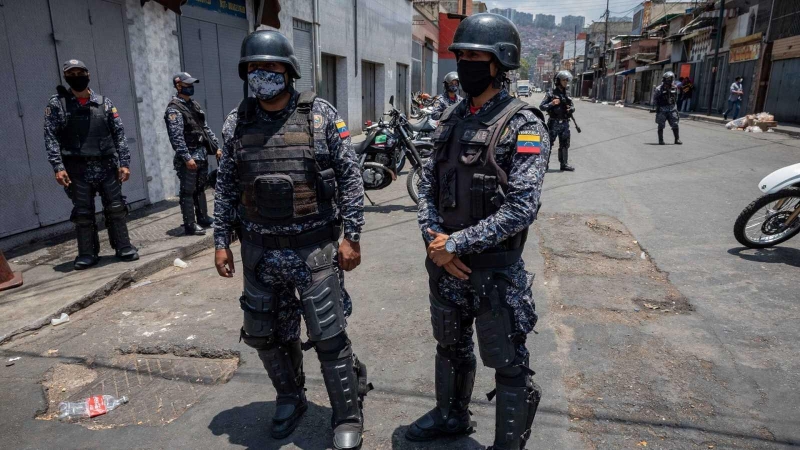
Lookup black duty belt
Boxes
[241,223,341,250]
[63,155,115,162]
[463,247,523,269]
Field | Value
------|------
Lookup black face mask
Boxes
[65,75,90,92]
[180,85,195,96]
[457,59,494,97]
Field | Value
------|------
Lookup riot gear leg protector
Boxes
[256,339,308,439]
[178,165,205,235]
[194,187,213,227]
[489,359,542,450]
[673,127,682,145]
[314,332,371,450]
[69,179,99,270]
[658,128,665,145]
[100,175,138,261]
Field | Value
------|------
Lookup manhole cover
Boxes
[40,348,239,428]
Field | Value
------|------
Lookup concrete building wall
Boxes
[125,0,182,204]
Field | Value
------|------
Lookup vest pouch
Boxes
[316,167,336,201]
[97,135,116,155]
[439,167,457,209]
[471,174,503,220]
[253,174,294,219]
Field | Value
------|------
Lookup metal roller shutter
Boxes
[293,19,314,92]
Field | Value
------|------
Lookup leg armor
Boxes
[296,241,346,342]
[315,333,371,450]
[99,174,138,260]
[471,268,517,369]
[657,128,665,145]
[407,258,475,442]
[239,240,276,342]
[69,179,99,269]
[178,165,198,227]
[490,359,542,450]
[194,162,213,227]
[256,339,308,439]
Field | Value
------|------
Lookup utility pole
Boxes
[706,0,726,115]
[602,0,609,99]
[574,24,578,96]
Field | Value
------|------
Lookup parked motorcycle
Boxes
[411,91,437,119]
[356,95,431,205]
[733,163,800,248]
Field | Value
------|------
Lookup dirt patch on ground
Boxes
[37,348,239,429]
[535,214,776,449]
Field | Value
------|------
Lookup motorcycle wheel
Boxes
[395,153,407,174]
[407,166,423,205]
[733,187,800,249]
[410,104,421,119]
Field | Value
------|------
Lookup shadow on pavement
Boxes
[390,426,483,449]
[209,401,333,450]
[364,204,418,214]
[728,246,800,268]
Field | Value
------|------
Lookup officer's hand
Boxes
[339,239,361,271]
[55,170,71,187]
[215,248,235,278]
[186,159,198,171]
[444,257,471,281]
[118,167,130,183]
[427,229,454,267]
[215,149,222,163]
[552,98,561,105]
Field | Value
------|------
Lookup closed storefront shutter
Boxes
[293,19,314,93]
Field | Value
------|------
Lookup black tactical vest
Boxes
[656,85,678,106]
[546,88,570,120]
[432,96,538,232]
[58,95,116,157]
[234,92,335,226]
[168,98,205,149]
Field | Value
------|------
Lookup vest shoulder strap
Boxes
[439,101,463,122]
[237,97,259,122]
[482,97,526,126]
[296,91,317,113]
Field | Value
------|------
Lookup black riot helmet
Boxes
[662,71,675,83]
[448,13,521,71]
[443,71,459,87]
[238,30,301,81]
[554,70,573,85]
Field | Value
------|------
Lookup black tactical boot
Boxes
[658,129,665,145]
[320,354,371,449]
[488,374,542,450]
[258,340,308,439]
[560,164,575,172]
[107,219,139,261]
[73,225,99,270]
[180,196,204,235]
[406,353,476,441]
[195,189,214,227]
[673,128,682,145]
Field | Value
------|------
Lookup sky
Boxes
[484,0,644,25]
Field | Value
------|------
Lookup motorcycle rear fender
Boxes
[760,163,800,194]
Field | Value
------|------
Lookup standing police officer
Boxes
[408,14,546,450]
[213,30,370,450]
[651,71,682,145]
[44,59,139,270]
[431,72,463,120]
[540,70,576,171]
[165,72,221,235]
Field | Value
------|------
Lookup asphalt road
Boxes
[1,94,799,449]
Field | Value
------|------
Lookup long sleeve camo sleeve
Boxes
[213,110,241,250]
[104,97,130,168]
[417,156,446,245]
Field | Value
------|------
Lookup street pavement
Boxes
[1,94,799,449]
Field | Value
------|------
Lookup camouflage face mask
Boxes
[247,69,286,100]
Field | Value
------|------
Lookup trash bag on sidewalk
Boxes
[726,117,748,129]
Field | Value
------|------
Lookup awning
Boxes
[616,68,636,76]
[653,58,671,66]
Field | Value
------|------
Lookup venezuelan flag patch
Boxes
[516,131,541,154]
[111,107,119,118]
[335,120,350,139]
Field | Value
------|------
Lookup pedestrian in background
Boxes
[430,71,462,120]
[680,77,694,112]
[723,76,744,120]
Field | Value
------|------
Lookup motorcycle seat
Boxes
[409,120,435,133]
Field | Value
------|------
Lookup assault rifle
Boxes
[551,91,581,133]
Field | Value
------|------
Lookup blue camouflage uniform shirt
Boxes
[214,89,365,249]
[431,93,464,120]
[164,96,220,166]
[43,90,130,173]
[418,89,550,254]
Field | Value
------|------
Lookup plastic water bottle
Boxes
[58,395,128,420]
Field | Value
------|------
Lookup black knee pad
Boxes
[104,200,128,220]
[71,206,95,225]
[495,355,531,387]
[240,328,276,350]
[314,332,352,362]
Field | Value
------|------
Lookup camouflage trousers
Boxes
[547,119,571,164]
[429,257,537,361]
[248,247,352,344]
[655,107,680,130]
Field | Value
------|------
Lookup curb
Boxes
[0,234,215,345]
[580,98,800,139]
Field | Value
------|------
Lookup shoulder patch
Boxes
[168,112,177,121]
[335,119,350,139]
[45,106,51,116]
[313,114,323,130]
[111,106,119,118]
[516,130,541,155]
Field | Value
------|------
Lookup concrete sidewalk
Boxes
[0,196,215,344]
[579,97,800,138]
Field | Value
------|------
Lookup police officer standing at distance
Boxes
[431,71,463,120]
[213,30,370,450]
[44,59,139,270]
[165,72,221,235]
[540,70,576,171]
[408,14,547,450]
[651,71,682,145]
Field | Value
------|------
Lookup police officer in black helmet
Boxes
[409,13,548,450]
[43,59,139,270]
[651,71,682,145]
[212,30,370,450]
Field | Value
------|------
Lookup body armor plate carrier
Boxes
[168,98,206,149]
[58,95,116,157]
[234,91,336,225]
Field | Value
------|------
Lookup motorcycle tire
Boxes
[396,154,407,174]
[733,187,800,249]
[407,166,423,205]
